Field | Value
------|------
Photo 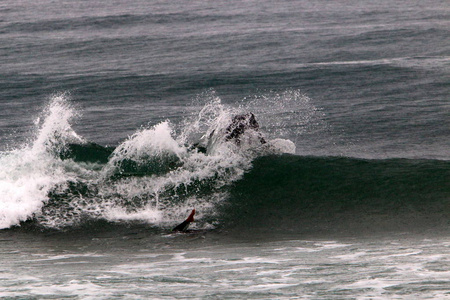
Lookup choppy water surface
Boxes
[2,231,450,299]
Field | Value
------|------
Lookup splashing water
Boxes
[32,93,84,155]
[0,94,82,229]
[0,91,298,230]
[241,89,326,140]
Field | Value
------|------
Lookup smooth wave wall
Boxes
[221,155,450,235]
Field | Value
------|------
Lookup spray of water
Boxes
[0,90,302,230]
[0,94,82,229]
[240,89,326,148]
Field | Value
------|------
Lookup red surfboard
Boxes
[172,209,195,232]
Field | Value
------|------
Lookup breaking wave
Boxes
[0,92,296,230]
[1,91,448,234]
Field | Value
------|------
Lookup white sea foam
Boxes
[0,92,297,229]
[94,95,295,226]
[0,94,80,229]
[103,206,162,223]
[107,121,186,168]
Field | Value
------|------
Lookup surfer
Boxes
[172,209,195,232]
[225,113,266,145]
[192,112,266,153]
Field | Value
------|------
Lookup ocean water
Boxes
[1,0,449,298]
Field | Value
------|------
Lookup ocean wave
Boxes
[1,93,448,234]
[0,93,295,230]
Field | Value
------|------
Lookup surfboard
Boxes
[172,209,195,232]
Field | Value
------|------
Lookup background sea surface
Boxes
[1,0,449,298]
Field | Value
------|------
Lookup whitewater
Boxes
[0,93,297,229]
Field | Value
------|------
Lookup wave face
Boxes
[0,93,295,230]
[222,155,450,235]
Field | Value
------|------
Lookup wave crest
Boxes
[0,92,296,229]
